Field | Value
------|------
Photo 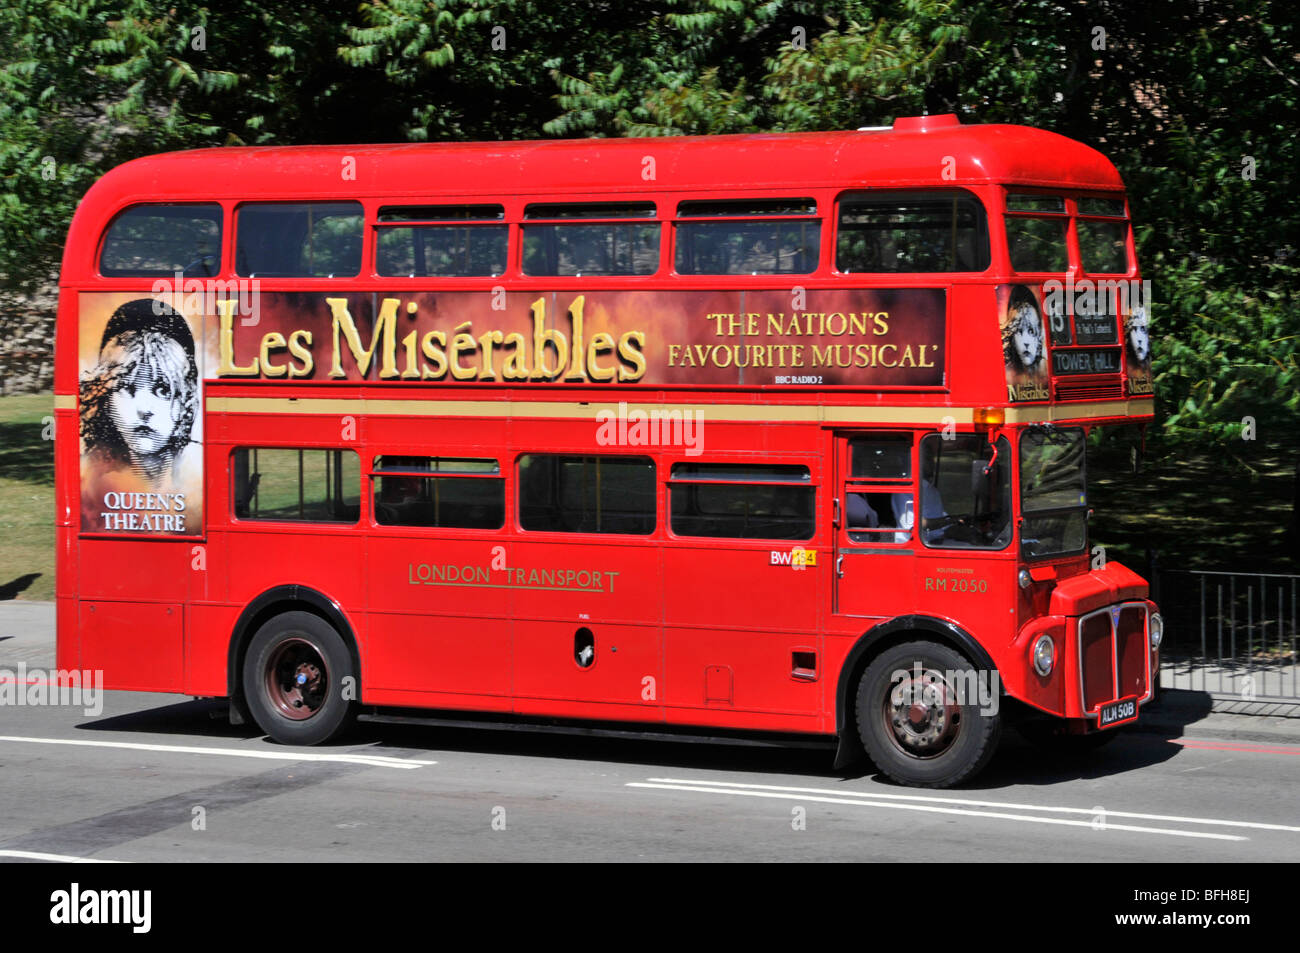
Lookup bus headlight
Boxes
[1149,613,1164,650]
[1018,569,1032,590]
[1032,634,1055,676]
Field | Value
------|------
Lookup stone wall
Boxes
[0,290,57,395]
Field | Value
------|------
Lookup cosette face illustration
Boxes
[106,341,188,459]
[1127,306,1150,363]
[1010,302,1044,367]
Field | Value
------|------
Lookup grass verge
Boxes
[0,393,55,600]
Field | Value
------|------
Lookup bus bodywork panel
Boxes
[54,119,1158,786]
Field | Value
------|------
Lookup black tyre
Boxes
[242,611,357,745]
[855,640,1001,788]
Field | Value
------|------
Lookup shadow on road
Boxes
[361,717,1192,790]
[960,730,1182,791]
[77,698,262,741]
[1131,688,1215,738]
[72,695,1198,790]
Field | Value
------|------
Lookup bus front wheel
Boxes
[855,640,1001,788]
[243,611,357,746]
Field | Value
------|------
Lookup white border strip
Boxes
[0,850,122,864]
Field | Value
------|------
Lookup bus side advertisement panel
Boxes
[77,292,209,538]
[206,289,947,389]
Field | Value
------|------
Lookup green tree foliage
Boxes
[934,1,1298,450]
[0,0,1294,455]
[0,0,385,294]
[541,2,960,136]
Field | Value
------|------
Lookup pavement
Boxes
[0,601,56,667]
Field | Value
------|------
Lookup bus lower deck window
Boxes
[916,434,1011,549]
[669,463,815,540]
[518,455,655,534]
[845,434,915,543]
[372,456,504,529]
[232,448,360,523]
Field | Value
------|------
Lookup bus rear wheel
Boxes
[243,611,356,746]
[855,640,1001,788]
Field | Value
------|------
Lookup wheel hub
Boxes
[885,667,961,758]
[266,639,329,722]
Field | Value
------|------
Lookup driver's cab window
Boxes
[844,434,914,544]
[917,433,1012,549]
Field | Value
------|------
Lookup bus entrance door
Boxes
[832,431,918,619]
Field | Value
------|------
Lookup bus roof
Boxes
[82,115,1125,208]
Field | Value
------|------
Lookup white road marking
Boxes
[1179,758,1235,774]
[625,778,1287,841]
[0,735,434,770]
[639,777,1300,833]
[0,850,121,863]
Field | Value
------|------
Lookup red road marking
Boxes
[1174,738,1300,756]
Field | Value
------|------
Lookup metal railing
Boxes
[1153,569,1300,703]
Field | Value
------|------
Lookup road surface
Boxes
[0,687,1296,863]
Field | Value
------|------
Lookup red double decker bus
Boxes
[55,114,1162,787]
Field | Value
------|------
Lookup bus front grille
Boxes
[1080,613,1114,711]
[1116,606,1149,700]
[1078,603,1150,713]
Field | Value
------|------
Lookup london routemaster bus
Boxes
[55,113,1162,787]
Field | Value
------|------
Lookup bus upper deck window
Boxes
[99,204,222,277]
[236,202,363,278]
[1076,197,1130,275]
[675,199,819,275]
[376,205,507,277]
[836,191,989,273]
[1004,193,1068,274]
[522,203,659,277]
